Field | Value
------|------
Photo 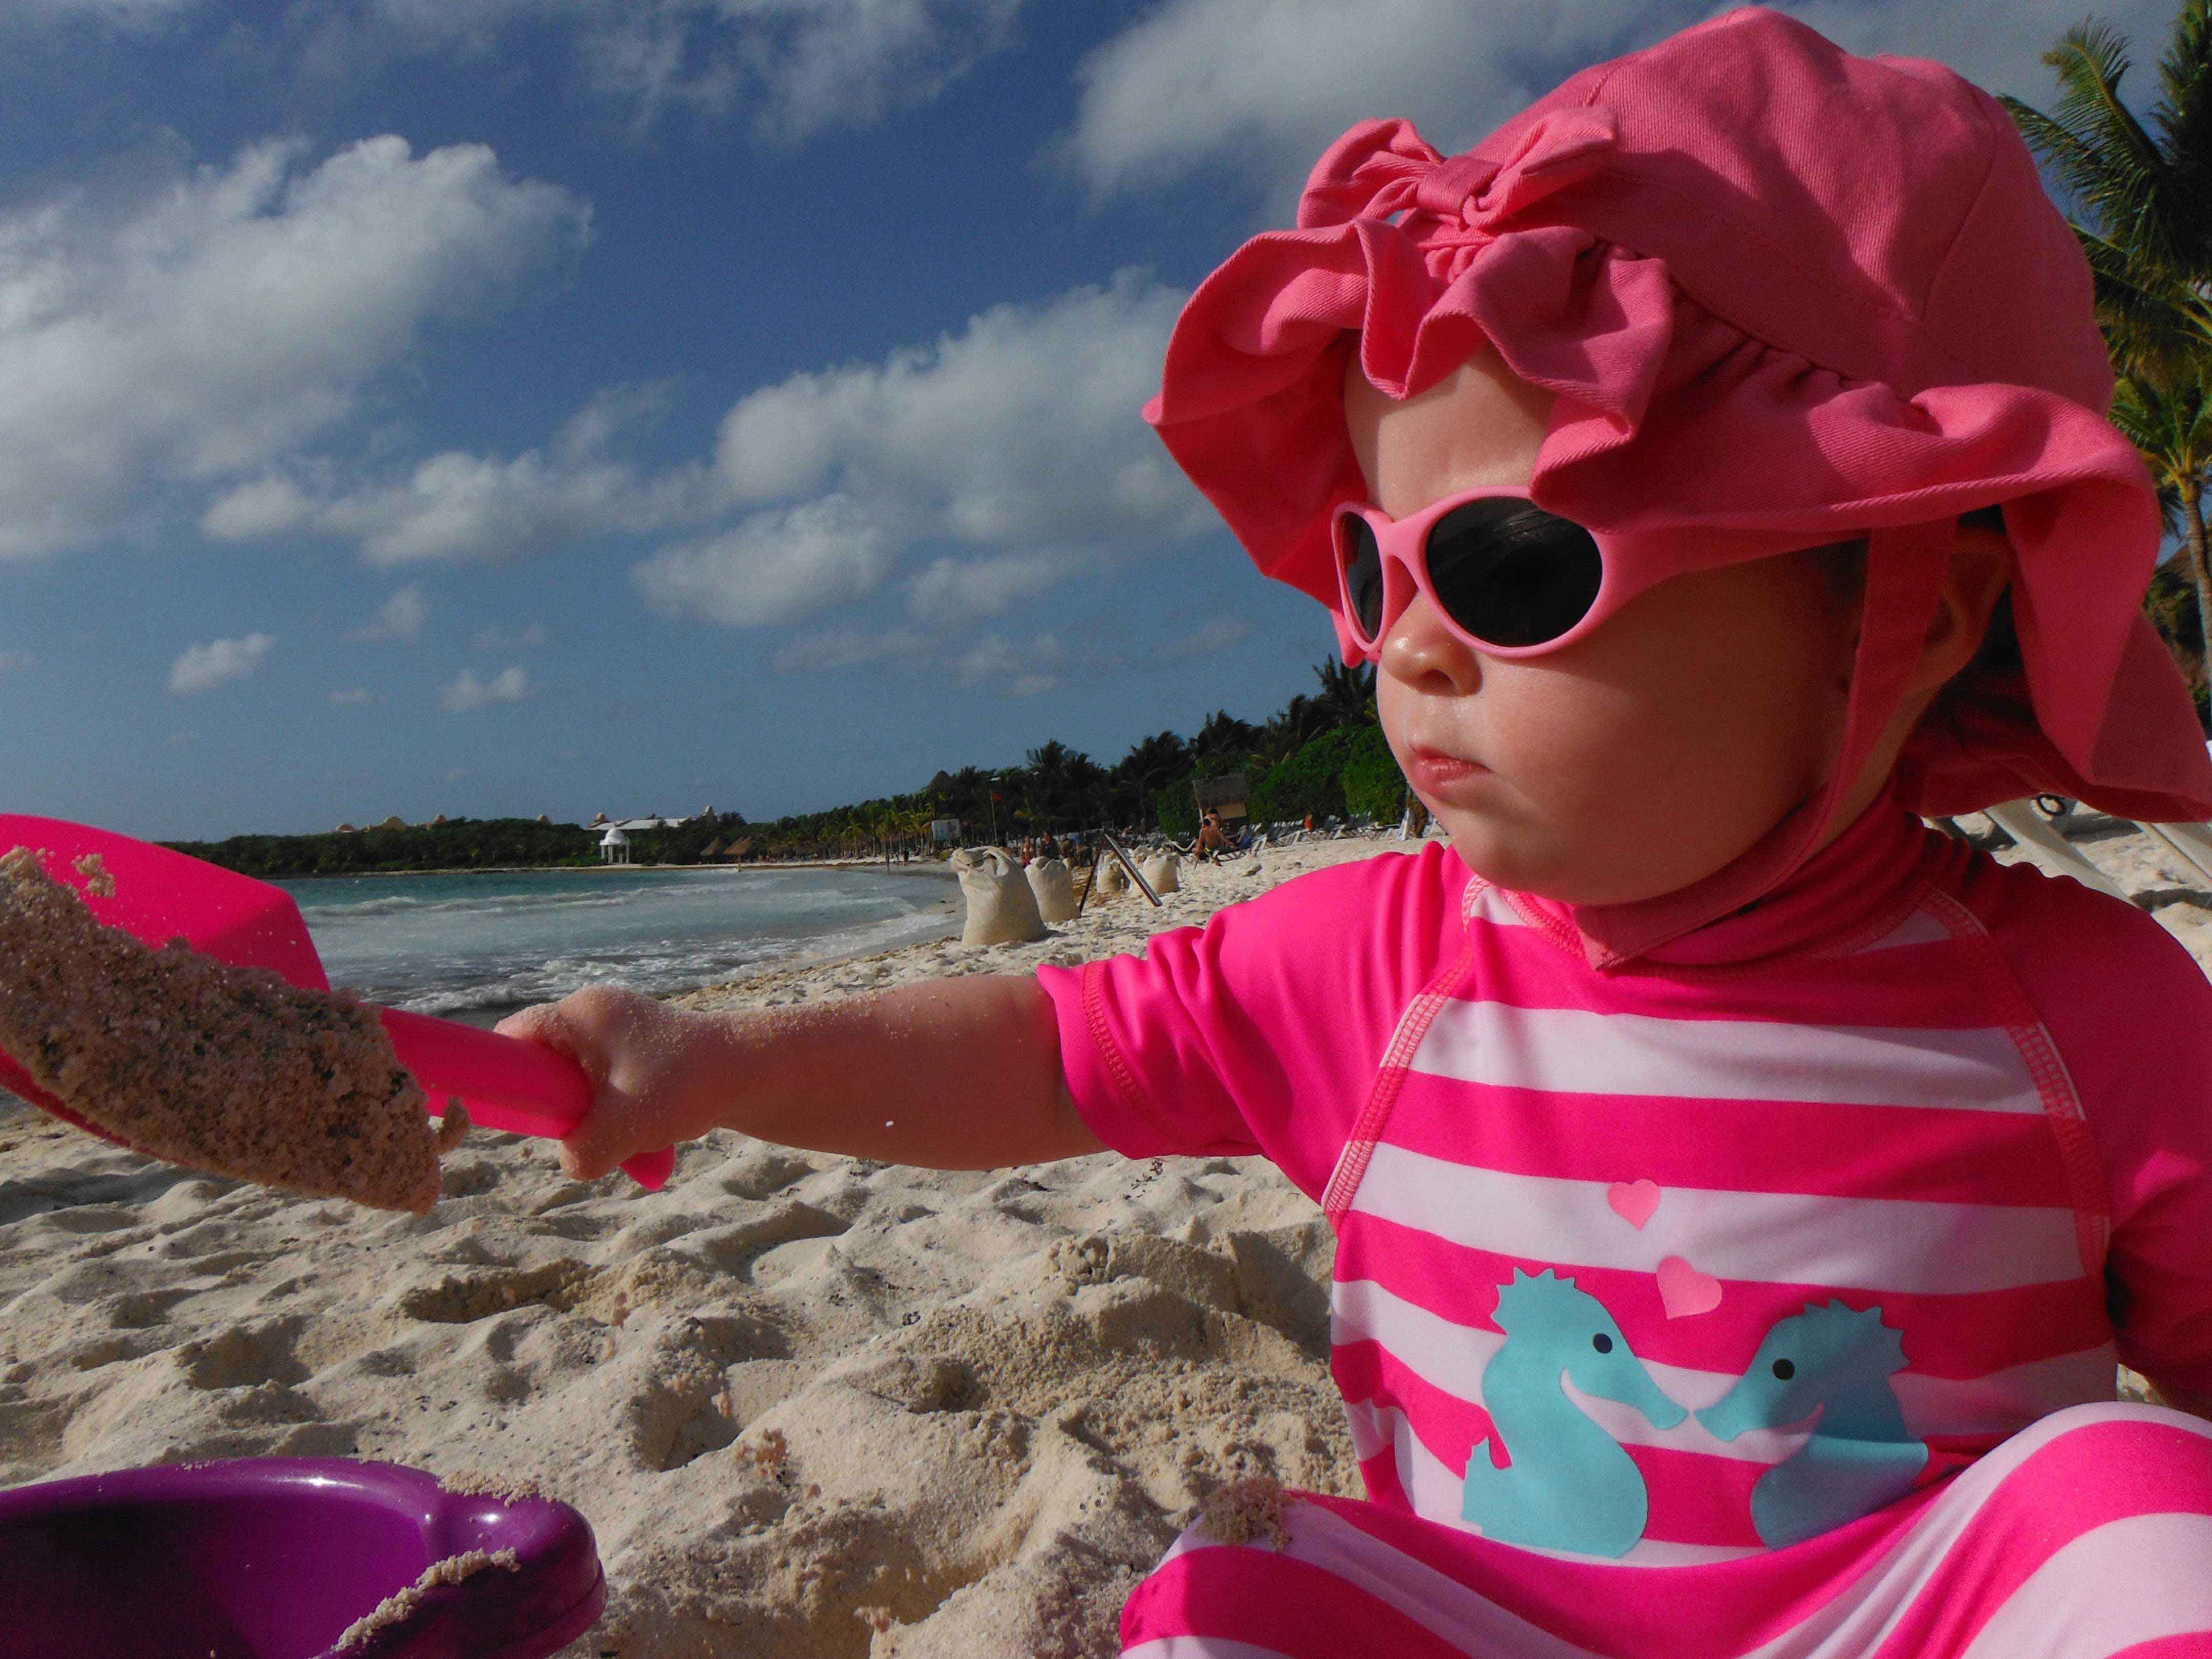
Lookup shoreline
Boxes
[273,859,964,882]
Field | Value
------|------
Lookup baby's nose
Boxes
[1380,592,1482,696]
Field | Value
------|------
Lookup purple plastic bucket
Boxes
[0,1457,605,1658]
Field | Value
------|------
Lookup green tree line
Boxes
[166,658,1407,877]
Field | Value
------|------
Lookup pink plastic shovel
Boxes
[0,814,675,1191]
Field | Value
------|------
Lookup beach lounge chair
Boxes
[1970,799,2212,903]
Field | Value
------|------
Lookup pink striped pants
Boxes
[1121,1406,2212,1658]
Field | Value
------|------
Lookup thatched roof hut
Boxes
[1193,774,1251,823]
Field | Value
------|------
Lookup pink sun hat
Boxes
[1144,8,2212,962]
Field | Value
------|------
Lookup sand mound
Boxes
[0,846,442,1214]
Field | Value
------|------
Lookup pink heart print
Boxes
[1656,1254,1723,1319]
[1607,1179,1661,1229]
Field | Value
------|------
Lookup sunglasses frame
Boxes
[1331,484,1676,662]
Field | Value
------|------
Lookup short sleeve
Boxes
[1036,844,1467,1203]
[1974,861,2212,1395]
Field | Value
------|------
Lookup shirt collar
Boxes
[1491,781,1960,970]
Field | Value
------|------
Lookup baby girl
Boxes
[505,11,2212,1654]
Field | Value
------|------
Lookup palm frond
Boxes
[2077,228,2209,380]
[2157,0,2212,120]
[2002,94,2135,215]
[2046,22,2164,165]
[2032,22,2181,264]
[2153,0,2212,270]
[2007,50,2170,274]
[2112,370,2212,507]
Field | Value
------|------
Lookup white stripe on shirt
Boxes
[1350,1144,2085,1294]
[1409,1001,2041,1113]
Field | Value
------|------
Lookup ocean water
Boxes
[280,864,961,1024]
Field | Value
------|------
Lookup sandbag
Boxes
[1140,851,1182,894]
[1094,856,1130,900]
[951,847,1050,947]
[1026,857,1079,923]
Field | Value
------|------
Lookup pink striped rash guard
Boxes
[1036,795,2212,1564]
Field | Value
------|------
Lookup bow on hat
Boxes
[1297,108,1621,275]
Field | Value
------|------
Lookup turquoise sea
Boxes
[278,864,960,1025]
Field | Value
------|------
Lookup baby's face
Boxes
[1346,350,1857,906]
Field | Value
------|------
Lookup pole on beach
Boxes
[1073,829,1161,919]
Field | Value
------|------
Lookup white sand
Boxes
[0,818,2203,1656]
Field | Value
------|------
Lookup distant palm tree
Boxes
[1023,738,1097,828]
[2003,3,2212,661]
[1313,656,1379,726]
[1268,692,1333,755]
[1112,730,1190,823]
[1192,709,1261,760]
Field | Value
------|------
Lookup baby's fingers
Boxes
[496,993,651,1182]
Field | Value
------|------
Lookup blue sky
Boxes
[0,0,2178,840]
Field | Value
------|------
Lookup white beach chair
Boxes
[1978,800,2133,902]
[1970,798,2212,902]
[2141,821,2212,886]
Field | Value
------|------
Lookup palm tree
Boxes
[2113,365,2212,687]
[1026,739,1077,827]
[1192,709,1261,762]
[2003,5,2212,660]
[1313,656,1379,726]
[1111,730,1190,825]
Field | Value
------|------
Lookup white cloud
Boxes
[349,583,429,641]
[1,134,587,560]
[1058,0,1615,207]
[556,0,1026,144]
[1060,0,2186,212]
[954,631,1065,692]
[439,664,530,710]
[474,620,547,650]
[905,550,1075,626]
[168,632,274,694]
[329,686,373,704]
[633,494,897,628]
[215,0,1022,144]
[1153,615,1254,662]
[210,273,1202,624]
[716,271,1200,540]
[643,271,1208,629]
[0,649,31,672]
[1759,0,2182,109]
[204,385,717,564]
[1,0,193,26]
[199,476,316,540]
[771,626,933,673]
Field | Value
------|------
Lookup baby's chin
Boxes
[1436,813,1770,907]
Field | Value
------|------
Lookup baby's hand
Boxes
[496,987,717,1182]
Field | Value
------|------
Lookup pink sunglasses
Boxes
[1331,484,1676,660]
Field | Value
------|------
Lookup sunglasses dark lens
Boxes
[1340,515,1387,641]
[1426,501,1604,648]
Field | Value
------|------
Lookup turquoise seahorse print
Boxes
[1696,1299,1928,1548]
[1461,1269,1687,1557]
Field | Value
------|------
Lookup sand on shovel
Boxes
[0,845,446,1213]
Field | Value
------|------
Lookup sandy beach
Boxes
[1,814,2206,1656]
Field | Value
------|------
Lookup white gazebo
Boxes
[598,825,632,865]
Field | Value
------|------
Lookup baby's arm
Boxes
[496,977,1107,1180]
